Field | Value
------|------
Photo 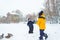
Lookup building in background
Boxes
[6,12,20,23]
[0,9,23,23]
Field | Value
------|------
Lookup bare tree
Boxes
[44,0,59,23]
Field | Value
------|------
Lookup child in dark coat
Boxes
[27,18,35,34]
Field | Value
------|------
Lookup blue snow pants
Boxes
[39,30,48,40]
[27,21,34,33]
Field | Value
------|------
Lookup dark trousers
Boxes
[29,26,33,33]
[28,25,33,33]
[27,21,34,33]
[39,30,48,39]
[40,30,45,39]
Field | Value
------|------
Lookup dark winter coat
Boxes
[27,21,35,27]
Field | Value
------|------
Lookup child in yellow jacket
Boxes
[36,11,48,40]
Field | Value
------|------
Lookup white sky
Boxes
[0,0,46,16]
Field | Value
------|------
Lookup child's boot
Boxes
[44,34,48,39]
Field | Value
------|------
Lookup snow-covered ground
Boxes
[0,22,60,40]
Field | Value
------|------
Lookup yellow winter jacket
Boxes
[36,14,46,30]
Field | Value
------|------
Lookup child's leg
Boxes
[40,30,48,39]
[39,30,44,40]
[43,33,48,39]
[29,25,33,33]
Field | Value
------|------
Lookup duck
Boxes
[0,34,4,39]
[5,33,13,39]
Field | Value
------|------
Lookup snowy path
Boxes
[0,22,60,40]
